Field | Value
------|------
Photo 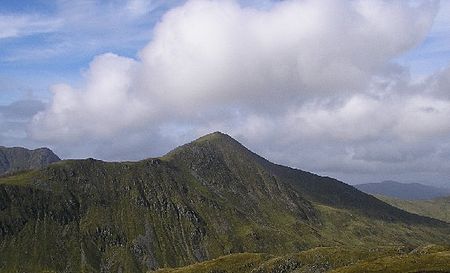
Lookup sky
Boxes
[1,0,450,187]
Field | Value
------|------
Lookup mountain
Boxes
[1,132,449,273]
[378,195,450,223]
[354,180,450,200]
[0,146,60,175]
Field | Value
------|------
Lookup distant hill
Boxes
[355,180,450,200]
[0,146,60,175]
[378,195,450,223]
[0,132,449,273]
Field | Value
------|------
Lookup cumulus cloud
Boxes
[27,0,450,185]
[31,53,143,140]
[137,0,436,105]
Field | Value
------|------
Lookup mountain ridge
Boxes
[0,132,449,272]
[177,133,444,224]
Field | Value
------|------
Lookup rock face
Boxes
[0,146,60,175]
[0,132,449,273]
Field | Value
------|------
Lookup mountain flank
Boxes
[0,132,449,273]
[355,180,450,200]
[378,195,450,223]
[0,146,60,175]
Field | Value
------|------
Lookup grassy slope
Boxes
[377,195,450,223]
[0,159,322,272]
[330,245,450,273]
[1,132,450,273]
[0,170,39,186]
[153,245,450,273]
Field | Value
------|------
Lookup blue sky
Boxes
[0,0,183,104]
[1,0,450,186]
[396,1,450,76]
[0,0,282,104]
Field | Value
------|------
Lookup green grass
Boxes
[330,249,450,273]
[0,170,38,186]
[154,253,272,273]
[378,195,450,223]
[315,204,449,247]
[150,246,450,273]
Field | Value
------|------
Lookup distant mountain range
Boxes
[0,146,60,175]
[355,180,450,200]
[1,133,449,273]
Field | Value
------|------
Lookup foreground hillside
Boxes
[1,132,449,273]
[0,146,60,175]
[378,195,450,223]
[155,245,450,273]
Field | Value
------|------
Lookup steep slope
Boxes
[0,146,60,175]
[377,195,450,223]
[165,133,449,245]
[0,132,449,273]
[172,133,441,224]
[355,180,450,200]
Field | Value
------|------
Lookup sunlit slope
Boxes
[377,194,450,223]
[154,245,450,273]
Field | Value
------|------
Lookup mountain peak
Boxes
[190,131,251,149]
[163,131,251,159]
[192,131,233,143]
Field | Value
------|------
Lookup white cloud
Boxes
[137,0,437,106]
[27,0,450,185]
[31,53,145,140]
